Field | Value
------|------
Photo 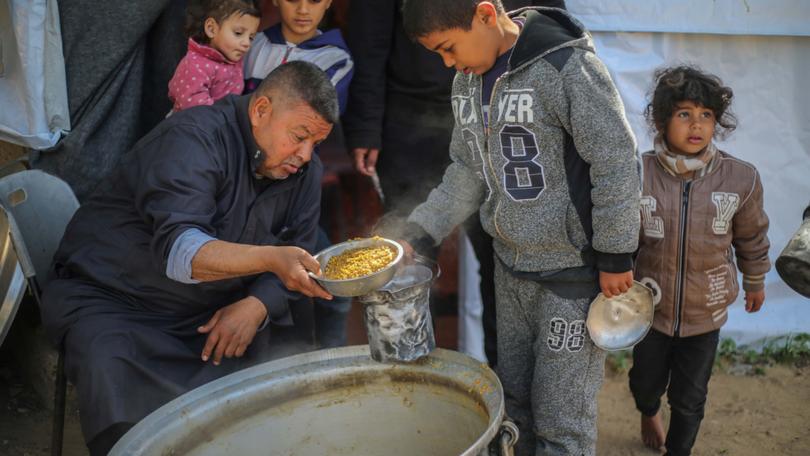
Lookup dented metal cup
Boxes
[358,257,438,363]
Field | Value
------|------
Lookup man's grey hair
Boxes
[252,61,339,125]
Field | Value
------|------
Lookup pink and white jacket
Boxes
[168,39,244,111]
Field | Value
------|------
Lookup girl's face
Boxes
[664,100,716,155]
[274,0,332,44]
[205,13,260,62]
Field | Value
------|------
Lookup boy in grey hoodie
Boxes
[400,1,640,455]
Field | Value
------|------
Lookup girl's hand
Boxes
[745,290,765,313]
[599,270,634,298]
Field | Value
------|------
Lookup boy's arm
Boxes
[549,50,640,276]
[407,123,487,249]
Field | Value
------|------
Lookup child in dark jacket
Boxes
[400,1,640,454]
[242,0,353,114]
[169,0,261,111]
[630,65,771,456]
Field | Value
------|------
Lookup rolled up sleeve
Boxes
[166,228,217,283]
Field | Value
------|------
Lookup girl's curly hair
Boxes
[186,0,261,44]
[646,65,737,139]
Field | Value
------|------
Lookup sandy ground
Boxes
[1,360,809,455]
[596,364,810,456]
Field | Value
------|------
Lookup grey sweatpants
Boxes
[495,261,606,456]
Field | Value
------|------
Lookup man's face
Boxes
[250,96,333,179]
[417,7,502,76]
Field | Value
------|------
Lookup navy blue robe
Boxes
[40,94,323,442]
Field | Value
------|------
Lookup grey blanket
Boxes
[33,0,186,200]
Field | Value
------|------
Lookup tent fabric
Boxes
[0,0,69,149]
[570,0,810,37]
[566,0,810,344]
[30,0,187,201]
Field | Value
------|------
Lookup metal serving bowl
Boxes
[586,281,655,351]
[309,237,404,297]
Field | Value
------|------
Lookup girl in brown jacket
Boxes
[628,66,771,456]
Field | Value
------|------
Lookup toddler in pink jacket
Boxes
[169,0,261,112]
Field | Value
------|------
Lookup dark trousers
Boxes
[629,328,720,456]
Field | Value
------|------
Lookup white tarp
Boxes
[458,232,488,363]
[567,0,810,345]
[572,0,810,37]
[0,0,69,149]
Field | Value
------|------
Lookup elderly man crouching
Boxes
[40,61,337,455]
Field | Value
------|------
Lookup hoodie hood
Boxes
[508,7,592,70]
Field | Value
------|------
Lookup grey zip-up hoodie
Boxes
[408,7,640,274]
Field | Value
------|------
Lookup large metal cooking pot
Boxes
[110,346,518,456]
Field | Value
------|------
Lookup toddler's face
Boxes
[665,101,716,156]
[206,13,260,63]
[275,0,332,44]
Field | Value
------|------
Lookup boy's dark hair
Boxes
[402,0,505,39]
[186,0,261,44]
[252,61,340,125]
[646,65,737,139]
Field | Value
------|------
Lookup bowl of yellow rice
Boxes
[309,236,404,297]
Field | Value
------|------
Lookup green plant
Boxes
[715,333,810,374]
[717,338,737,358]
[761,333,810,364]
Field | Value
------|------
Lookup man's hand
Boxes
[352,147,379,177]
[599,270,634,298]
[745,290,765,313]
[268,246,333,300]
[198,296,267,365]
